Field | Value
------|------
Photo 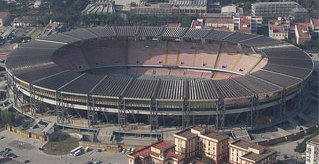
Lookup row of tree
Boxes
[81,14,195,27]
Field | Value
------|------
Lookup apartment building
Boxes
[174,126,229,164]
[0,12,10,27]
[268,18,290,40]
[251,2,307,18]
[306,136,319,164]
[233,16,263,34]
[204,17,234,31]
[310,19,319,37]
[229,140,276,164]
[127,140,184,164]
[295,23,311,45]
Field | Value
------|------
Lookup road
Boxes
[0,130,128,164]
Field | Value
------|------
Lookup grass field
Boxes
[43,132,80,155]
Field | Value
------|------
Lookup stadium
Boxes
[5,26,314,131]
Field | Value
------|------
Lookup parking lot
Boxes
[0,130,128,164]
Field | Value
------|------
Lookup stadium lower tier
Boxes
[8,75,313,128]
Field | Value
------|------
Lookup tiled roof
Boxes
[230,139,264,151]
[175,129,197,139]
[204,131,229,141]
[241,149,276,162]
[296,23,311,39]
[152,140,175,151]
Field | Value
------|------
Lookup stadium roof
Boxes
[6,26,313,101]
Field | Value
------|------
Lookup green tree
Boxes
[42,0,90,26]
[0,110,12,125]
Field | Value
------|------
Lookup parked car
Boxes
[94,160,101,164]
[4,148,11,152]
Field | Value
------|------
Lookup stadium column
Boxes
[279,90,287,122]
[149,98,158,131]
[117,96,126,130]
[12,76,20,107]
[56,91,65,124]
[87,94,96,127]
[7,74,17,106]
[215,99,225,131]
[182,80,190,129]
[182,99,190,129]
[297,82,305,112]
[29,84,38,116]
[249,95,259,129]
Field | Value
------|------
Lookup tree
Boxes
[0,110,12,125]
[202,156,214,164]
[42,0,90,26]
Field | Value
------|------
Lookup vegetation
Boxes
[299,39,319,51]
[127,15,196,27]
[295,130,319,153]
[81,14,124,26]
[0,110,13,126]
[40,0,90,26]
[10,36,31,44]
[202,156,214,164]
[42,132,80,155]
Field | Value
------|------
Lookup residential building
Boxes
[295,23,311,45]
[127,140,185,164]
[233,16,262,34]
[169,0,208,15]
[221,5,237,14]
[81,0,115,15]
[191,19,204,29]
[204,17,234,31]
[310,19,319,37]
[130,4,179,16]
[251,2,307,18]
[174,126,229,164]
[0,12,10,27]
[12,16,44,27]
[268,18,290,40]
[229,140,276,164]
[207,0,221,13]
[306,135,319,164]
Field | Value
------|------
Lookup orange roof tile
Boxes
[296,23,311,39]
[152,140,175,151]
[0,12,9,19]
[205,17,233,24]
[166,151,184,160]
[312,19,319,27]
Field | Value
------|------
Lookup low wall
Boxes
[256,124,319,146]
[5,124,47,141]
[79,141,145,152]
[79,141,121,152]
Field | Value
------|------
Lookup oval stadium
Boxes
[5,26,314,131]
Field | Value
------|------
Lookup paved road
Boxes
[0,130,128,164]
[270,138,305,163]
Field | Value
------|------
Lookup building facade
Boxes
[310,19,319,37]
[295,23,311,45]
[268,19,290,40]
[174,126,229,164]
[204,17,234,31]
[233,16,262,34]
[169,0,208,15]
[127,140,185,164]
[229,140,276,164]
[306,136,319,164]
[251,2,307,18]
[0,12,10,27]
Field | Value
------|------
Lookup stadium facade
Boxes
[5,26,314,130]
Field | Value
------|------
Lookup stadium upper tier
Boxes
[5,26,313,107]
